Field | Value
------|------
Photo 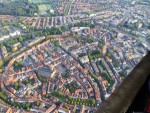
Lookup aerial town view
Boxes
[0,0,150,113]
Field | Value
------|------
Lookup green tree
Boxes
[0,61,3,67]
[86,38,94,43]
[63,104,69,110]
[18,37,24,42]
[14,81,19,90]
[0,69,3,73]
[1,21,8,27]
[106,52,111,57]
[12,48,17,53]
[26,107,30,111]
[89,98,95,105]
[61,26,67,32]
[34,101,40,106]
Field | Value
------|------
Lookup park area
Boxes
[29,0,50,4]
[28,0,53,12]
[38,4,53,12]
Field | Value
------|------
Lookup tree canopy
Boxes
[0,0,38,16]
[0,61,3,68]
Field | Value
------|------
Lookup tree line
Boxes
[0,0,38,16]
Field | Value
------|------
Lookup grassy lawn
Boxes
[38,4,48,11]
[38,4,53,12]
[29,0,47,4]
[52,90,66,100]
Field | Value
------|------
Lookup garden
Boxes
[88,50,102,60]
[66,81,79,94]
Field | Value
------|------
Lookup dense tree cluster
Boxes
[52,90,65,100]
[0,86,33,110]
[66,97,95,107]
[61,72,70,78]
[13,81,20,90]
[98,39,105,49]
[0,0,38,16]
[68,21,96,29]
[23,78,35,85]
[13,61,23,70]
[66,81,79,94]
[37,74,48,83]
[101,72,114,85]
[88,50,102,60]
[34,27,62,37]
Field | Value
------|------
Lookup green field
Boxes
[38,4,47,11]
[38,4,53,11]
[28,0,54,13]
[29,0,50,4]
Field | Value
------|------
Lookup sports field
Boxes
[28,0,54,13]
